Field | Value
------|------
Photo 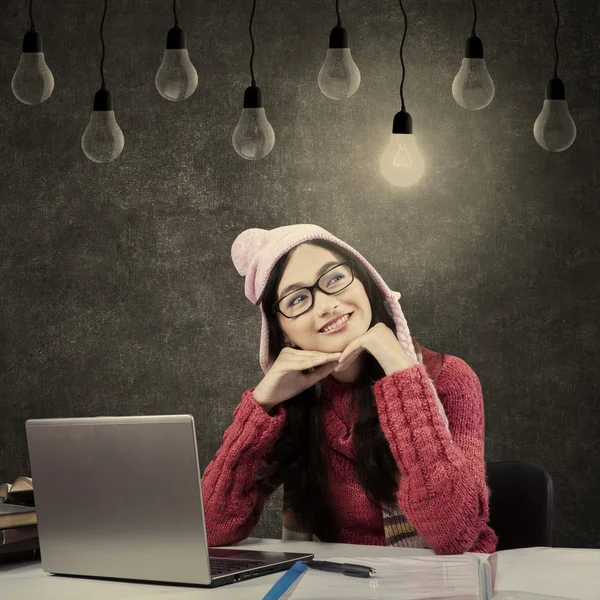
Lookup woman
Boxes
[201,224,498,555]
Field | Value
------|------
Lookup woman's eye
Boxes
[327,274,344,286]
[287,294,307,307]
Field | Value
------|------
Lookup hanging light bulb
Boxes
[81,0,125,163]
[155,0,198,101]
[232,85,275,160]
[533,0,576,152]
[11,0,54,105]
[533,78,576,152]
[380,0,425,187]
[317,0,360,100]
[451,1,494,110]
[451,38,495,110]
[82,89,125,163]
[380,110,425,187]
[232,0,275,160]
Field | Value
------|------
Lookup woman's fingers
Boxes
[285,348,340,360]
[334,348,363,372]
[300,353,341,371]
[290,354,340,375]
[308,360,339,381]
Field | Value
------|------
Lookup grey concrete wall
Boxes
[0,0,598,547]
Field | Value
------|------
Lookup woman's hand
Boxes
[333,322,415,376]
[253,348,342,412]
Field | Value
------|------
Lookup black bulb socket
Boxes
[243,85,263,108]
[464,36,484,59]
[23,30,43,53]
[329,26,349,49]
[166,26,187,50]
[392,110,413,135]
[545,77,566,100]
[93,89,113,111]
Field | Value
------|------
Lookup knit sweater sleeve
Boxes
[200,388,286,547]
[372,356,496,555]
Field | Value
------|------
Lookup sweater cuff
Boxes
[232,389,287,457]
[373,364,452,475]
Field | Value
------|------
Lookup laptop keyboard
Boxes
[209,557,266,576]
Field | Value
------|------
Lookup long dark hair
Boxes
[262,239,421,542]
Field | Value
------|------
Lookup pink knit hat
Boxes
[231,224,418,373]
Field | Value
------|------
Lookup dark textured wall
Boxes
[1,0,598,548]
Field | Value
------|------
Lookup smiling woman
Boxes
[273,248,373,376]
[200,224,498,556]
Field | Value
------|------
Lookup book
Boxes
[283,547,600,600]
[1,524,38,546]
[0,476,34,506]
[0,524,39,564]
[0,503,37,529]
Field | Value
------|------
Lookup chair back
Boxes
[486,460,554,550]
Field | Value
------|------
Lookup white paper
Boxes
[491,547,600,600]
[289,555,482,600]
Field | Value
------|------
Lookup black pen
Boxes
[306,559,377,578]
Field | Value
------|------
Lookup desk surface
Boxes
[2,537,465,600]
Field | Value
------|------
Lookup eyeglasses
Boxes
[273,261,355,318]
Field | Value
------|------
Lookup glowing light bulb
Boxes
[81,89,125,163]
[155,26,198,101]
[232,85,275,161]
[380,110,425,187]
[533,77,576,152]
[452,36,494,110]
[11,30,54,105]
[317,26,360,100]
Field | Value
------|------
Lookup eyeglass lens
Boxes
[279,264,353,317]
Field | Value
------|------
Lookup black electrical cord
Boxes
[173,0,179,27]
[397,0,408,112]
[552,0,560,78]
[249,0,257,86]
[471,0,478,38]
[99,0,108,89]
[29,0,36,31]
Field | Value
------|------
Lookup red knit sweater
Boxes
[201,346,498,555]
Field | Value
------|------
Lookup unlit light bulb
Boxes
[155,26,198,101]
[11,30,54,105]
[452,36,494,110]
[380,110,425,187]
[533,77,576,152]
[81,90,125,163]
[232,85,275,160]
[318,26,360,100]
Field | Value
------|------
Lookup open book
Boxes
[287,547,599,600]
[0,476,36,530]
[0,476,34,506]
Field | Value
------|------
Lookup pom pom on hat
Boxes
[231,228,269,276]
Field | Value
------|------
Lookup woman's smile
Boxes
[318,312,353,334]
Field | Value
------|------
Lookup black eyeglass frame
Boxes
[273,261,356,319]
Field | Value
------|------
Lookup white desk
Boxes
[1,537,449,600]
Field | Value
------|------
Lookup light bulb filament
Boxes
[392,142,414,168]
[466,67,483,90]
[330,55,348,80]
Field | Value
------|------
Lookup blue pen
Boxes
[262,561,308,600]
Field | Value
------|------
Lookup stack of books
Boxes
[0,476,39,563]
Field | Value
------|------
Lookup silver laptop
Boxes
[25,414,313,586]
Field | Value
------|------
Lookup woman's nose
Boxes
[313,289,339,315]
